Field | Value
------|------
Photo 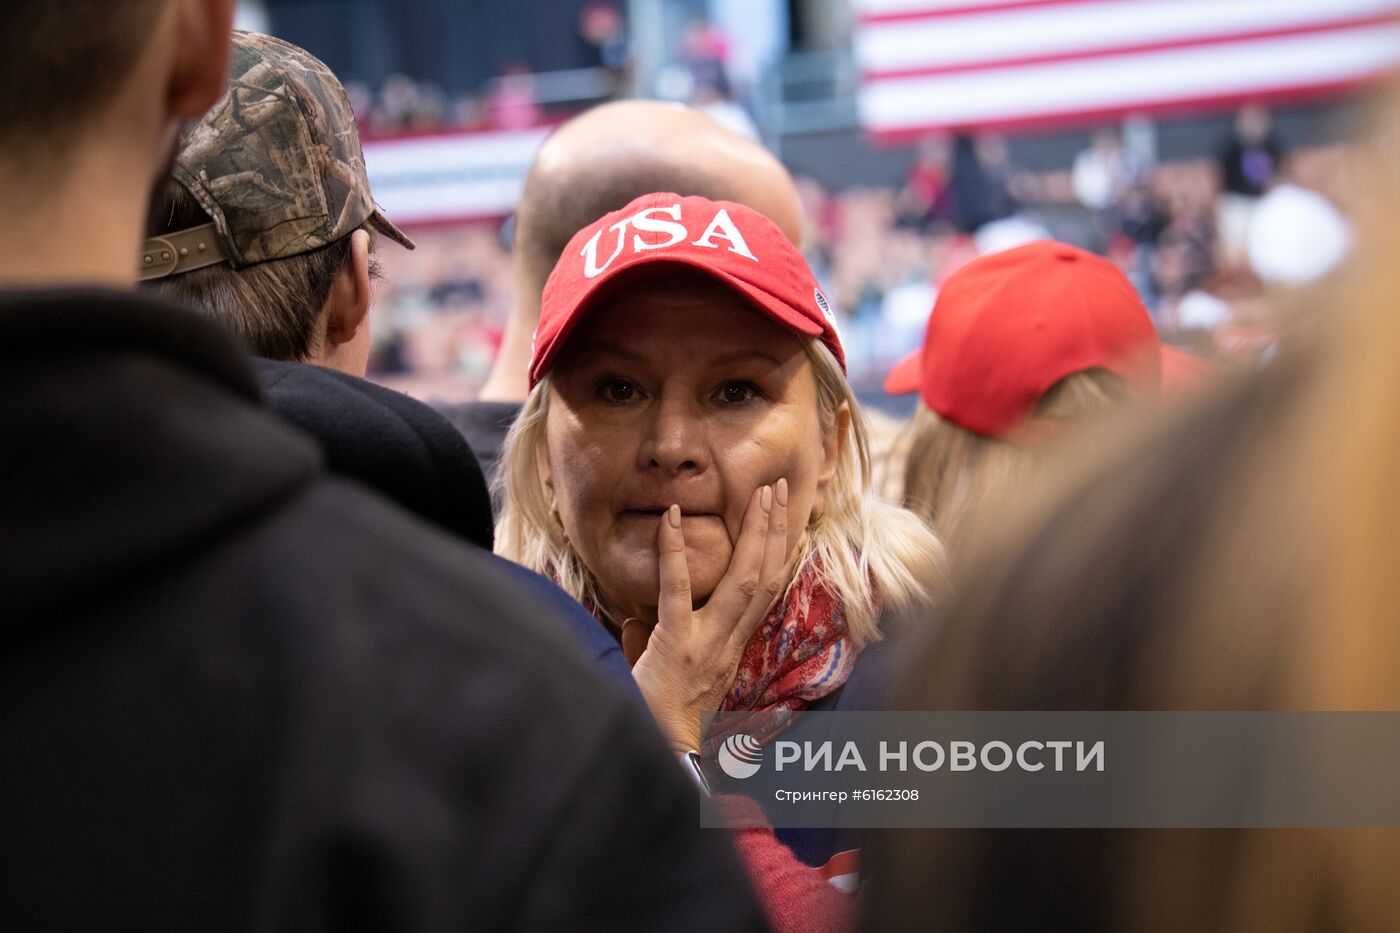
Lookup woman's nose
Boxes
[638,393,708,475]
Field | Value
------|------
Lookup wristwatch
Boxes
[680,749,712,796]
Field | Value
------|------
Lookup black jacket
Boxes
[0,289,765,932]
[256,358,495,549]
[434,399,521,516]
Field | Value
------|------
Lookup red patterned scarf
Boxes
[722,560,857,715]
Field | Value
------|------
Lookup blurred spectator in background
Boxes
[1112,181,1169,301]
[488,64,543,130]
[1072,127,1132,214]
[947,134,1019,234]
[1153,186,1218,328]
[368,223,515,393]
[579,1,630,94]
[681,17,731,100]
[1220,104,1285,198]
[884,242,1160,546]
[374,72,449,133]
[896,134,953,231]
[1217,104,1286,265]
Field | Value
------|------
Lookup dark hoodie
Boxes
[0,289,765,932]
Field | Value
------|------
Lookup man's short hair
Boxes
[146,177,379,361]
[1,1,165,162]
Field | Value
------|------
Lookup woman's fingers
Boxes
[655,503,692,629]
[731,477,790,651]
[760,477,789,593]
[619,617,653,668]
[704,484,771,626]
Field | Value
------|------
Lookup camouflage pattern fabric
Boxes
[173,31,413,268]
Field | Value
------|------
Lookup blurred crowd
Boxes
[341,2,631,135]
[369,105,1359,403]
[338,3,755,139]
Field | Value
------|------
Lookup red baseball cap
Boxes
[531,192,844,387]
[1159,344,1217,395]
[884,240,1161,437]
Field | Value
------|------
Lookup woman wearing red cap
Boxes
[495,192,945,931]
[883,240,1164,548]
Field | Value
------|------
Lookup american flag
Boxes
[855,0,1400,141]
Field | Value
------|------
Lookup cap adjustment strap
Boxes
[137,222,228,281]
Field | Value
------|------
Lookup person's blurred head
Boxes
[481,100,802,400]
[0,0,237,285]
[1092,127,1122,154]
[140,32,415,375]
[1236,103,1273,144]
[497,193,942,641]
[579,3,623,44]
[886,241,1160,545]
[515,101,801,313]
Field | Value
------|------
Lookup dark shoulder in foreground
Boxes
[0,289,763,933]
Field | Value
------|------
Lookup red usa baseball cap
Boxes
[884,240,1161,437]
[531,192,843,387]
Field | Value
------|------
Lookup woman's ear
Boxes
[536,423,555,500]
[538,435,567,534]
[813,401,851,516]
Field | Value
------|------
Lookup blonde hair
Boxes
[900,368,1130,548]
[495,339,947,647]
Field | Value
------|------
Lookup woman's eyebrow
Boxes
[571,343,785,368]
[708,348,786,367]
[570,340,648,364]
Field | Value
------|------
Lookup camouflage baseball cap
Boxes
[140,31,412,280]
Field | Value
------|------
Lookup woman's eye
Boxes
[597,378,638,403]
[716,382,760,405]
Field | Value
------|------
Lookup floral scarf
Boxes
[722,560,857,715]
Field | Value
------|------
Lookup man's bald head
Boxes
[513,101,802,309]
[475,100,804,401]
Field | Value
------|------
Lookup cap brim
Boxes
[1159,345,1215,395]
[369,210,416,251]
[883,349,923,395]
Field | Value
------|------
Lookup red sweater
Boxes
[713,795,856,933]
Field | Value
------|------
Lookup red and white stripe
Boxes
[856,0,1400,140]
[363,125,554,228]
[819,849,861,893]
